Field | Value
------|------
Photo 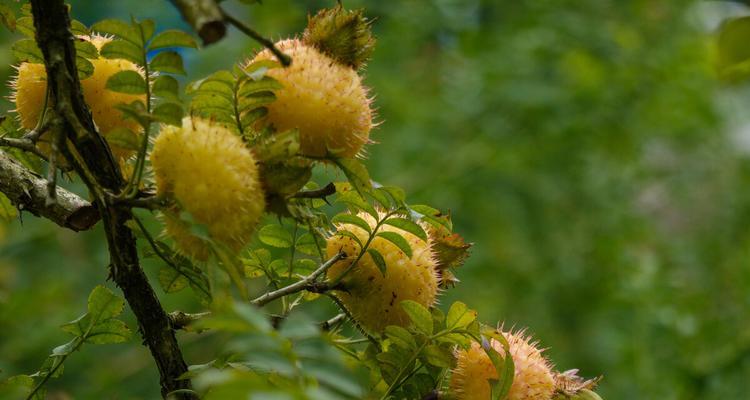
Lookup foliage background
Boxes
[2,0,750,399]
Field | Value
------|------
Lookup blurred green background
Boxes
[2,0,750,398]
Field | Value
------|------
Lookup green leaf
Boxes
[149,29,198,51]
[334,158,372,196]
[484,336,514,400]
[0,193,18,221]
[573,390,605,400]
[0,375,33,398]
[332,213,372,234]
[336,230,363,248]
[91,19,141,45]
[153,102,184,126]
[446,301,477,330]
[0,4,16,32]
[71,20,90,36]
[153,75,180,101]
[99,39,143,65]
[74,39,99,60]
[239,77,283,96]
[115,100,152,128]
[106,70,147,94]
[16,16,34,37]
[159,266,189,293]
[60,286,125,338]
[139,19,156,41]
[258,224,294,248]
[335,187,378,219]
[12,38,43,63]
[367,248,387,276]
[410,204,452,231]
[293,258,318,275]
[383,217,427,241]
[295,233,325,256]
[87,285,125,322]
[369,187,392,210]
[400,300,433,335]
[150,50,186,75]
[377,231,413,258]
[85,319,131,344]
[384,325,417,350]
[421,344,453,368]
[242,59,281,80]
[240,107,268,128]
[370,184,406,210]
[76,58,94,80]
[105,127,140,151]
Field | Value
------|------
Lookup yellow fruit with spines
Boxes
[150,117,266,261]
[325,211,438,333]
[249,39,373,159]
[10,35,144,161]
[450,329,555,400]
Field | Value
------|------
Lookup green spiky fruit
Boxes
[325,211,438,333]
[303,5,376,70]
[150,117,266,261]
[250,39,374,159]
[450,329,556,400]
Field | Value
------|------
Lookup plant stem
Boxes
[251,252,344,307]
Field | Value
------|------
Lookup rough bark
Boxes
[29,1,192,397]
[0,150,98,231]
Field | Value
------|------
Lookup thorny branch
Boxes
[29,1,193,397]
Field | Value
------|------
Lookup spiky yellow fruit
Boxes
[325,211,438,333]
[11,35,143,161]
[450,330,556,400]
[250,39,373,159]
[150,117,266,261]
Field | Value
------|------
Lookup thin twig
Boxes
[251,251,345,307]
[221,11,291,66]
[320,313,346,331]
[111,193,172,210]
[169,311,211,331]
[291,182,336,200]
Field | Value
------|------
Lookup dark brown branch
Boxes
[169,0,226,45]
[0,149,99,231]
[29,1,192,398]
[221,11,292,66]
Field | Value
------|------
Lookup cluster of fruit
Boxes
[9,7,600,399]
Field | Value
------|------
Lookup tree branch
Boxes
[169,0,226,45]
[251,252,345,307]
[0,149,98,231]
[29,1,192,397]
